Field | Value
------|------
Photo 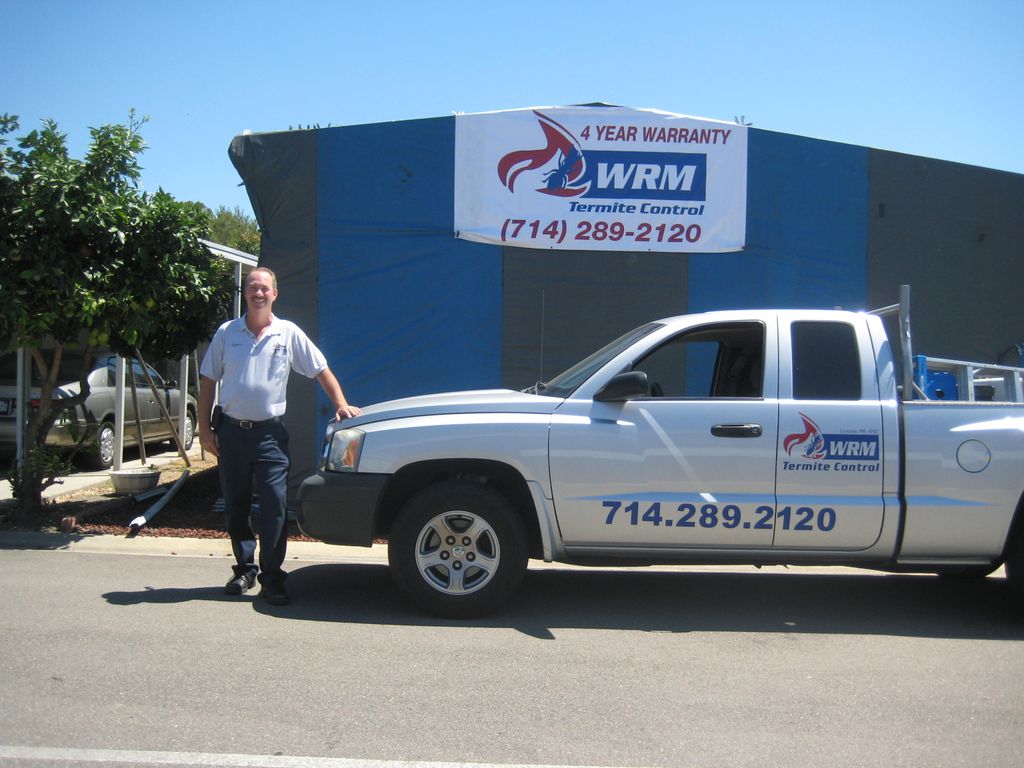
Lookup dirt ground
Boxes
[1,455,315,541]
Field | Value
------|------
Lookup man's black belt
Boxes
[221,414,284,430]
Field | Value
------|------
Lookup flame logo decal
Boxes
[783,413,827,460]
[497,111,589,197]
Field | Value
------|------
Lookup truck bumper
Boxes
[296,472,389,547]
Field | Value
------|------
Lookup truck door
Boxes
[549,320,779,551]
[774,318,885,550]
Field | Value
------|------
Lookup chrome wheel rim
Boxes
[414,511,500,595]
[98,426,114,467]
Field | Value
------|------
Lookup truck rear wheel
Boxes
[388,481,528,618]
[1005,530,1024,605]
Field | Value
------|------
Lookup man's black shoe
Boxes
[224,572,256,595]
[259,584,291,606]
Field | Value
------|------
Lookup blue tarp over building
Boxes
[229,108,1024,490]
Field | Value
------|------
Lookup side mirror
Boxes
[594,371,649,402]
[164,379,178,389]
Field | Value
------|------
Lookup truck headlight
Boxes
[322,428,364,472]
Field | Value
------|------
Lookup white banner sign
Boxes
[454,106,747,253]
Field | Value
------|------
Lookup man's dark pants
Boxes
[217,420,290,587]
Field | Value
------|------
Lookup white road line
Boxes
[0,746,643,768]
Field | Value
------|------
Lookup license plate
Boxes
[0,398,11,416]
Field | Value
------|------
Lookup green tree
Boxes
[207,204,260,255]
[0,112,234,516]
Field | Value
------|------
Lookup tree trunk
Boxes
[9,344,100,521]
[16,462,44,519]
[11,426,48,521]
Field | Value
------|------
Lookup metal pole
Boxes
[899,285,915,401]
[133,347,190,467]
[233,262,243,318]
[191,352,205,460]
[127,469,190,536]
[126,363,147,464]
[112,357,126,470]
[178,355,189,453]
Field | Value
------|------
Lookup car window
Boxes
[102,357,117,387]
[542,323,664,397]
[99,356,163,387]
[130,360,164,386]
[632,322,765,398]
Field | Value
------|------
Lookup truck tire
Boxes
[1005,530,1024,604]
[388,481,528,618]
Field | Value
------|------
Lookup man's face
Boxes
[244,271,277,312]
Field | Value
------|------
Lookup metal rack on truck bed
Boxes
[870,285,1024,402]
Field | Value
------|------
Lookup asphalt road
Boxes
[1,537,1023,768]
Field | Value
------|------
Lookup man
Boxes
[198,267,361,605]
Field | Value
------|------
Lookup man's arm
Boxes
[198,375,219,457]
[316,367,362,421]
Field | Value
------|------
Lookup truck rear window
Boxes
[792,322,861,400]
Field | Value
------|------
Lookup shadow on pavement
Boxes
[103,585,243,605]
[230,562,1024,641]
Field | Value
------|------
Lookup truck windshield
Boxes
[538,322,664,398]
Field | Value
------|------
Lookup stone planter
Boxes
[109,468,161,495]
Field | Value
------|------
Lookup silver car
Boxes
[0,352,197,469]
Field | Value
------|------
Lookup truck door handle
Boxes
[711,423,763,438]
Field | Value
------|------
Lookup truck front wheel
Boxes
[389,481,528,618]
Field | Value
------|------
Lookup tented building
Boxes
[228,105,1024,494]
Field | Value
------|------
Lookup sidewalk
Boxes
[0,443,205,504]
[0,443,390,562]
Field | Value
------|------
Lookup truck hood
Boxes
[347,389,564,425]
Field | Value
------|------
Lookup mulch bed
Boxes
[2,456,315,541]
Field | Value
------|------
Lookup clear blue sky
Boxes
[4,0,1021,218]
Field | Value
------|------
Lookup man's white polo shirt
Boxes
[200,315,327,421]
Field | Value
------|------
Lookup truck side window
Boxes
[632,322,764,398]
[792,321,861,400]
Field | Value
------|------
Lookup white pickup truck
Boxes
[298,296,1024,617]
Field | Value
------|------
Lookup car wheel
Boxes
[181,412,196,450]
[86,420,116,470]
[389,481,528,618]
